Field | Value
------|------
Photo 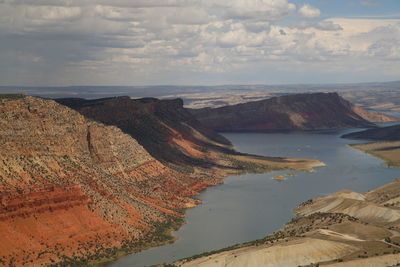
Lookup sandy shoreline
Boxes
[172,145,400,267]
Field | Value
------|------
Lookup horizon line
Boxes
[0,80,399,88]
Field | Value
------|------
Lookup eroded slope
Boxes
[191,92,398,132]
[56,97,232,169]
[176,182,400,267]
[0,96,322,266]
[0,96,205,265]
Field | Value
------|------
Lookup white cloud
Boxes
[298,4,320,18]
[294,21,343,31]
[0,1,399,85]
[216,25,267,48]
[95,5,141,21]
[95,0,183,8]
[221,0,296,20]
[24,6,82,21]
[166,7,212,25]
[369,38,400,59]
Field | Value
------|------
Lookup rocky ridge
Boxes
[56,97,232,169]
[342,124,400,141]
[191,92,398,132]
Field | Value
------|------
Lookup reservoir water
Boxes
[110,127,400,267]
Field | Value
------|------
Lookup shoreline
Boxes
[97,217,185,267]
[172,142,400,267]
[350,141,400,168]
[98,154,324,267]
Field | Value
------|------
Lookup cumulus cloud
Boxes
[298,4,320,18]
[369,39,400,59]
[0,0,399,85]
[294,21,343,31]
[216,25,267,48]
[220,0,296,20]
[24,6,82,21]
[166,7,212,25]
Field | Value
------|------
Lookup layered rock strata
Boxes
[0,96,322,266]
[191,92,398,132]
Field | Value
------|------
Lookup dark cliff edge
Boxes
[190,92,399,132]
[342,124,400,141]
[54,96,323,179]
[341,123,400,168]
[56,96,235,170]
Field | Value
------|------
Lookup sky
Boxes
[0,0,399,86]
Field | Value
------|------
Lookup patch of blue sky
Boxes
[279,0,400,27]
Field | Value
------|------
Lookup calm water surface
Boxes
[110,127,400,267]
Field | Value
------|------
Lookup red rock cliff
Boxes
[0,96,221,266]
[0,95,323,266]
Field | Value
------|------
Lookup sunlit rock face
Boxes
[0,96,225,266]
[56,96,233,168]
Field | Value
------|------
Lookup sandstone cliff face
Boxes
[0,96,323,266]
[190,92,399,132]
[350,105,398,123]
[56,97,233,169]
[0,96,221,266]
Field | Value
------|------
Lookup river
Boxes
[110,126,400,267]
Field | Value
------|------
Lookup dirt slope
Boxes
[176,181,400,266]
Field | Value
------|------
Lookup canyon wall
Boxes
[0,96,223,266]
[0,96,322,266]
[342,124,400,141]
[56,97,233,169]
[191,92,398,132]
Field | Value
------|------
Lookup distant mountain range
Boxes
[1,80,399,102]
